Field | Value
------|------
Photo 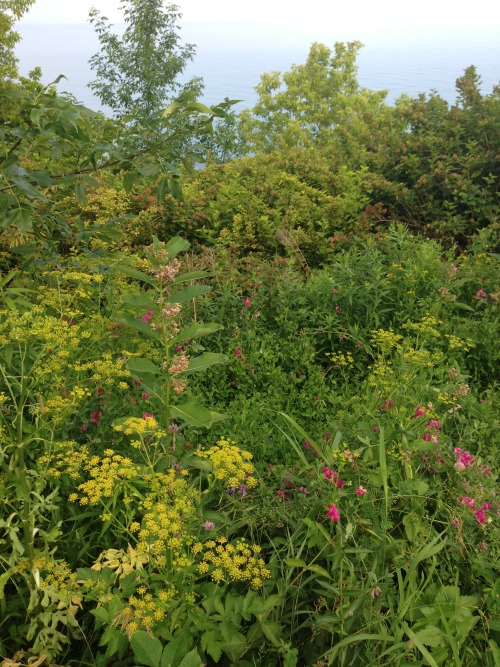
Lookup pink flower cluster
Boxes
[323,467,345,488]
[423,419,441,443]
[454,448,475,471]
[326,503,340,522]
[460,497,493,525]
[304,440,319,457]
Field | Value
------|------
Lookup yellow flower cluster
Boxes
[39,441,89,479]
[367,360,396,393]
[370,329,403,356]
[402,316,442,339]
[197,438,258,489]
[31,557,83,617]
[401,347,442,368]
[330,447,361,471]
[114,415,158,436]
[69,449,138,505]
[193,537,271,589]
[445,334,474,351]
[326,351,354,367]
[134,471,197,567]
[72,353,130,386]
[117,585,176,637]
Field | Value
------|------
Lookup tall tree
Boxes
[0,0,35,82]
[88,0,202,122]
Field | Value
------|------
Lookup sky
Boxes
[19,0,500,32]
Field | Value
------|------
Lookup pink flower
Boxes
[326,503,340,522]
[331,289,338,295]
[482,503,492,510]
[141,392,150,399]
[176,345,183,352]
[80,423,89,432]
[244,298,251,307]
[323,466,345,487]
[460,497,475,509]
[335,305,342,313]
[381,399,395,411]
[298,486,310,495]
[371,586,382,599]
[235,348,242,357]
[475,289,487,299]
[283,472,293,489]
[203,521,215,530]
[414,406,426,418]
[356,486,367,496]
[474,509,487,524]
[142,412,154,420]
[451,518,461,528]
[140,310,154,322]
[90,410,102,424]
[372,426,378,433]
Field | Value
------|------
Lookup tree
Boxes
[0,0,35,82]
[239,41,389,161]
[88,0,202,123]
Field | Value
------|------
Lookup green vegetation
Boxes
[0,3,499,666]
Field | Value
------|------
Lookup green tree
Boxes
[88,0,202,123]
[0,0,34,82]
[239,41,389,160]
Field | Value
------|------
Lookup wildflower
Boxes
[474,509,487,525]
[475,289,487,300]
[331,289,338,295]
[451,518,461,528]
[335,305,342,313]
[203,521,215,531]
[454,448,475,471]
[90,410,102,425]
[235,348,242,357]
[283,472,293,489]
[381,399,395,411]
[323,467,344,488]
[176,345,183,352]
[298,486,310,495]
[243,298,251,307]
[356,486,367,496]
[371,586,382,599]
[142,412,154,420]
[326,503,340,522]
[168,423,179,433]
[372,426,378,433]
[80,423,89,432]
[414,406,426,418]
[140,310,154,323]
[460,497,475,509]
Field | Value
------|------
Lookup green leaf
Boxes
[110,263,156,286]
[185,101,213,115]
[170,402,212,428]
[163,236,190,259]
[112,313,160,339]
[260,621,282,647]
[10,209,33,232]
[210,410,228,423]
[221,632,247,663]
[169,285,210,304]
[176,322,223,341]
[160,634,192,667]
[139,161,161,177]
[75,181,87,204]
[131,630,163,667]
[173,271,213,283]
[121,293,157,308]
[127,357,162,375]
[187,353,228,373]
[413,625,444,648]
[178,649,202,667]
[285,558,306,568]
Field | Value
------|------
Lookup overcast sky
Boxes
[19,0,500,31]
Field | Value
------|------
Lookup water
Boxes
[15,20,500,113]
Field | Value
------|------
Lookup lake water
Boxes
[15,21,500,113]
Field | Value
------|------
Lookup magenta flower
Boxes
[474,509,487,524]
[331,289,338,295]
[244,298,251,307]
[460,497,475,509]
[381,399,395,411]
[141,392,150,399]
[90,410,102,424]
[356,486,367,496]
[140,310,154,322]
[414,406,426,418]
[235,347,242,357]
[326,503,340,522]
[335,305,342,313]
[203,521,215,530]
[142,412,154,420]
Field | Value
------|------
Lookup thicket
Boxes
[0,4,499,666]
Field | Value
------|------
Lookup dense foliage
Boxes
[0,5,499,666]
